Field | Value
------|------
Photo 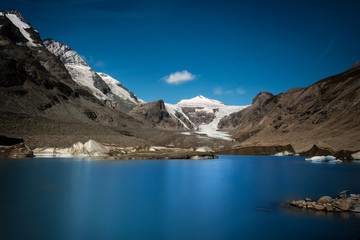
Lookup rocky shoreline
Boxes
[1,135,360,161]
[31,139,218,160]
[289,191,360,213]
[216,143,360,161]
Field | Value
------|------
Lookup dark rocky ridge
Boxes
[219,62,360,152]
[129,100,187,129]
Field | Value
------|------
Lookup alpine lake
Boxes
[0,155,360,240]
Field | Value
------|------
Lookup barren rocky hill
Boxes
[219,62,360,152]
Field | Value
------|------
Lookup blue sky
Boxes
[2,0,360,105]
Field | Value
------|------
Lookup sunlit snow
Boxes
[5,13,39,47]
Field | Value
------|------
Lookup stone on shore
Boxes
[314,204,325,211]
[318,196,333,204]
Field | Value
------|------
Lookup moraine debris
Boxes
[289,191,360,213]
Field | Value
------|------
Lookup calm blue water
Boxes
[0,155,360,240]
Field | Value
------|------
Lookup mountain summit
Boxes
[43,38,142,112]
[177,95,225,108]
[1,9,42,47]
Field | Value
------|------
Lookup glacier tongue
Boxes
[197,105,249,140]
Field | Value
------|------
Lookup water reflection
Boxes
[0,156,360,240]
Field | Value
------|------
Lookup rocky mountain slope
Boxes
[0,9,148,147]
[219,62,360,151]
[43,38,142,113]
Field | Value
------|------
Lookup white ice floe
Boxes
[305,155,342,163]
[274,151,293,156]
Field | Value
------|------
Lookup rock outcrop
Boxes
[0,135,33,158]
[129,100,187,129]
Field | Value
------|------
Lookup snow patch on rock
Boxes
[4,12,40,47]
[165,103,196,130]
[97,72,143,104]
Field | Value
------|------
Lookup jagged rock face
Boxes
[129,100,186,129]
[43,39,111,99]
[43,39,141,113]
[219,62,360,151]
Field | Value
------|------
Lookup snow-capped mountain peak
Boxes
[43,39,87,66]
[173,95,249,140]
[177,95,225,108]
[3,9,41,47]
[44,38,143,111]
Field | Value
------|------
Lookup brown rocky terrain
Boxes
[129,100,188,129]
[219,62,360,152]
[216,144,295,156]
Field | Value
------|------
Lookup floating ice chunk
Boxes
[274,151,293,156]
[305,155,341,163]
